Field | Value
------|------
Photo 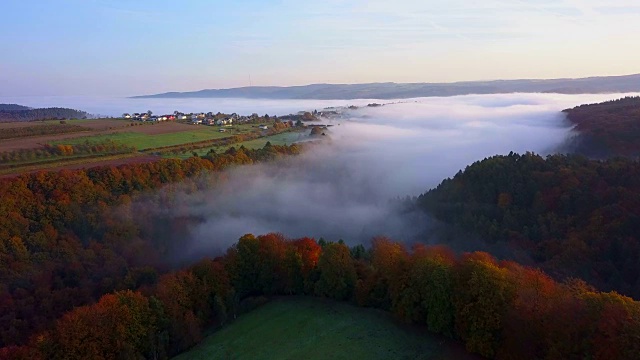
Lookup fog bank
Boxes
[133,93,637,257]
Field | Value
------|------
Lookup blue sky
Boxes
[2,0,640,96]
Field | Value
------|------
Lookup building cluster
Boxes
[121,111,264,126]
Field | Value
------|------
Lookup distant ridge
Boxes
[0,104,89,122]
[132,73,640,100]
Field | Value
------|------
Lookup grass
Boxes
[165,130,309,159]
[173,297,476,360]
[220,131,308,150]
[53,124,259,151]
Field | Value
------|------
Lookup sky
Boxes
[2,0,640,96]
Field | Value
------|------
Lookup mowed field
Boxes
[174,297,478,360]
[223,130,310,150]
[55,124,260,151]
[0,119,223,151]
[0,119,235,151]
[172,131,310,159]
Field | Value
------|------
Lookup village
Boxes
[118,108,339,132]
[121,106,351,124]
[121,110,267,127]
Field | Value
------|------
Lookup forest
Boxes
[0,106,89,122]
[1,145,639,359]
[418,152,640,298]
[0,105,30,112]
[0,143,302,350]
[3,234,638,359]
[2,96,640,359]
[563,96,640,157]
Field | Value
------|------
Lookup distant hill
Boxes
[133,73,640,100]
[0,104,89,122]
[0,104,31,111]
[563,96,640,157]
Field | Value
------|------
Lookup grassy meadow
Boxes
[173,297,476,360]
[165,130,309,159]
[53,124,261,151]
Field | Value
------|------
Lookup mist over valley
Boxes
[117,92,640,259]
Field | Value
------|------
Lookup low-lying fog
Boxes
[0,95,377,118]
[138,92,636,257]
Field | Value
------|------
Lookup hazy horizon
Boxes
[3,92,640,119]
[3,0,640,97]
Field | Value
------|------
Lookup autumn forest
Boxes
[1,97,640,359]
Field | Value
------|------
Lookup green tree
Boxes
[314,243,356,300]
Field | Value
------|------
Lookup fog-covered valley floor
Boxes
[112,93,639,257]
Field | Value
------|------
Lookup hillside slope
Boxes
[563,96,640,157]
[418,152,640,297]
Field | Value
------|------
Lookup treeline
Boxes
[4,235,639,359]
[0,123,89,140]
[563,96,640,157]
[418,152,640,298]
[0,140,136,165]
[0,107,89,122]
[0,104,30,111]
[0,143,302,348]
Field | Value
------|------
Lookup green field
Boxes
[174,297,476,360]
[54,124,259,151]
[218,131,308,150]
[168,130,309,159]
